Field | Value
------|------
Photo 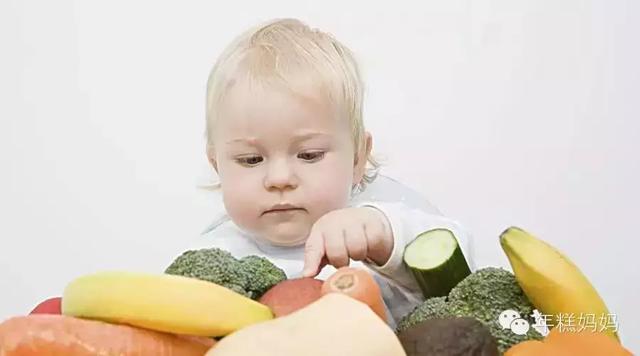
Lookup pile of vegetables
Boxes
[0,250,402,356]
[208,272,404,356]
[0,226,635,355]
[396,226,633,355]
[397,267,542,353]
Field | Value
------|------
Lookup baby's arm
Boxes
[301,201,475,288]
[354,201,475,326]
[356,201,476,293]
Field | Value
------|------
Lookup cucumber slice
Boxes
[404,228,471,298]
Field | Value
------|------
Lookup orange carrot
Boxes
[0,314,215,356]
[321,267,387,321]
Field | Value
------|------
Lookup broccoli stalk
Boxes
[397,267,543,353]
[165,248,287,300]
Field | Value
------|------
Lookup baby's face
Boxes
[211,83,362,246]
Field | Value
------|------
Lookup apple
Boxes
[258,278,323,317]
[30,297,62,315]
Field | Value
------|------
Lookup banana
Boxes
[62,271,273,337]
[500,227,618,340]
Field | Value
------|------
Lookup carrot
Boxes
[0,314,216,356]
[321,267,387,321]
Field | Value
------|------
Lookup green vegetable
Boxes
[396,297,449,331]
[237,255,289,300]
[397,267,543,354]
[404,228,471,298]
[165,248,287,299]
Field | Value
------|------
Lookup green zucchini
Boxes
[403,228,471,298]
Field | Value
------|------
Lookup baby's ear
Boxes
[206,145,218,172]
[353,132,372,183]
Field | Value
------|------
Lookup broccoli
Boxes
[165,248,287,300]
[396,296,449,331]
[238,255,288,299]
[397,267,543,354]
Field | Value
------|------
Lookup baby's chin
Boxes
[258,223,310,247]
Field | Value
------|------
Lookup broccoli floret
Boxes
[447,268,543,352]
[165,248,287,300]
[448,267,537,321]
[238,255,288,299]
[397,296,448,331]
[165,249,246,294]
[397,267,543,354]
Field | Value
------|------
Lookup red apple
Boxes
[30,297,62,315]
[258,278,323,317]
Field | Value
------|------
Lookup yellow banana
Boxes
[500,227,618,340]
[62,271,273,337]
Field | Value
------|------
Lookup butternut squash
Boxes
[206,293,406,356]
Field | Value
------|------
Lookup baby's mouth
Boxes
[262,204,306,215]
[263,207,305,215]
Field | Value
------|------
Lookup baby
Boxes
[187,18,475,327]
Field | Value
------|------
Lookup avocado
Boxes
[397,317,499,356]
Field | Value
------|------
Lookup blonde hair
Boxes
[204,18,381,193]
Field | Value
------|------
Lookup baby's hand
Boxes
[301,207,394,277]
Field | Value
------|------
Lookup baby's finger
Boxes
[324,227,349,268]
[364,218,387,253]
[302,228,325,277]
[344,224,368,261]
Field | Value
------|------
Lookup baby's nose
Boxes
[264,160,298,190]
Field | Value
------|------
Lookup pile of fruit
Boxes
[0,227,634,355]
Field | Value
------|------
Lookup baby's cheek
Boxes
[306,181,351,220]
[225,201,251,226]
[222,185,259,230]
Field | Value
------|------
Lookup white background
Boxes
[1,0,638,350]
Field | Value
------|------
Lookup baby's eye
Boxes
[236,155,263,166]
[298,151,324,162]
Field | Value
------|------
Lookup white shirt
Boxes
[180,175,476,329]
